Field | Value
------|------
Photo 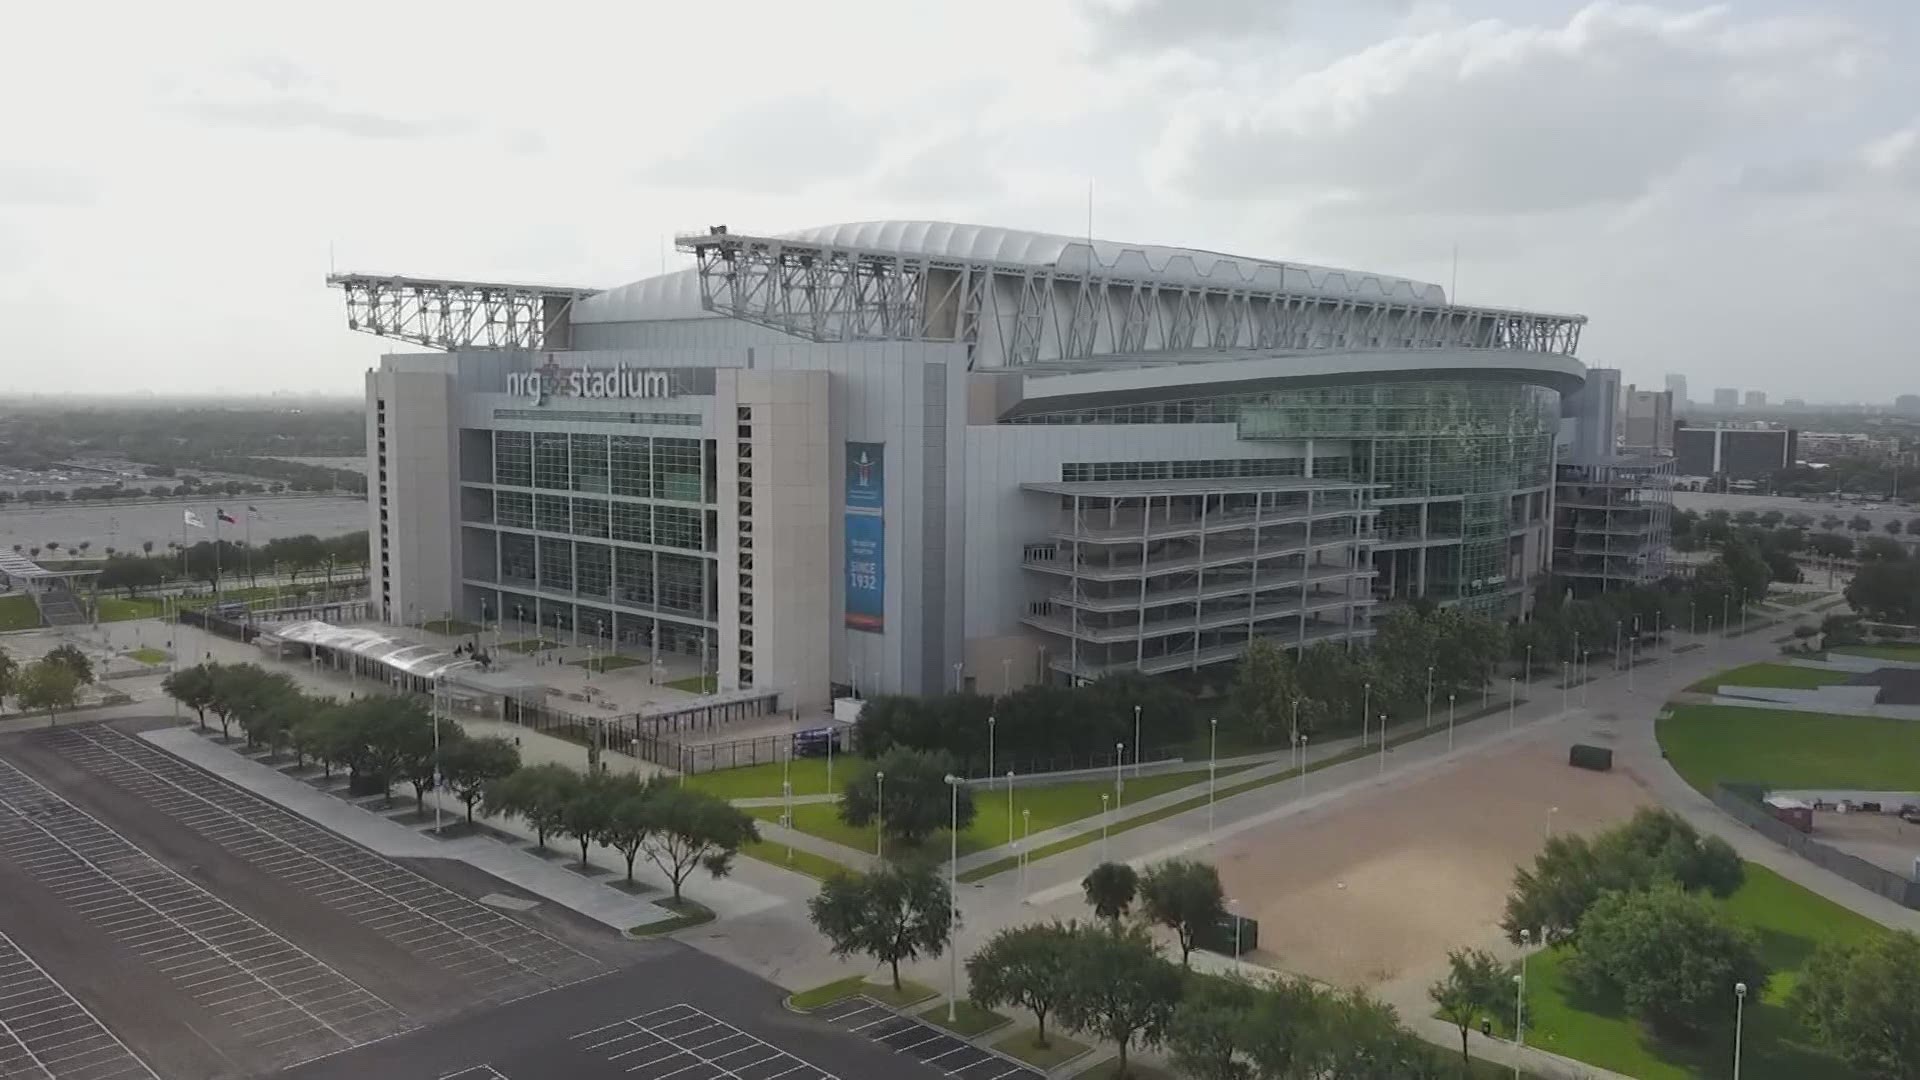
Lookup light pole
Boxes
[1228,897,1241,958]
[1002,657,1011,696]
[987,715,995,787]
[1507,677,1517,730]
[1020,808,1031,897]
[430,673,443,833]
[1447,693,1456,751]
[1722,593,1730,638]
[1113,742,1125,812]
[1006,771,1014,846]
[827,723,835,795]
[1546,805,1558,840]
[1628,640,1636,693]
[1515,927,1532,1073]
[1297,734,1309,798]
[944,774,960,1024]
[1100,793,1111,861]
[1689,599,1696,637]
[875,771,885,860]
[1133,705,1142,777]
[1581,650,1590,705]
[1733,982,1748,1080]
[1523,644,1532,685]
[1207,717,1218,843]
[1377,714,1387,774]
[1613,620,1622,670]
[1361,681,1371,747]
[953,662,963,693]
[1561,662,1568,711]
[1425,665,1434,728]
[783,779,793,863]
[1290,698,1299,768]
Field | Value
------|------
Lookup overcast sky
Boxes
[3,0,1914,401]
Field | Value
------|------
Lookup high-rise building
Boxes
[1664,374,1688,409]
[341,219,1587,701]
[1745,390,1767,408]
[1713,388,1739,408]
[1622,386,1674,454]
[1674,426,1797,480]
[1556,371,1672,592]
[1895,394,1920,415]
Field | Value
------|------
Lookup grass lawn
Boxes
[421,618,482,636]
[128,647,168,665]
[97,596,164,622]
[570,654,647,672]
[626,897,714,937]
[788,976,868,1010]
[1658,703,1920,794]
[687,756,857,800]
[860,979,936,1009]
[1832,642,1920,661]
[1685,662,1854,693]
[666,673,718,693]
[992,1028,1091,1070]
[0,593,40,630]
[1514,864,1873,1080]
[918,1000,1011,1038]
[738,838,845,882]
[751,765,1251,861]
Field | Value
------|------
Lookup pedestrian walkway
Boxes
[143,725,680,931]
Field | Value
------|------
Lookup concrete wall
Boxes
[367,358,460,626]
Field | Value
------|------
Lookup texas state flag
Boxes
[217,508,239,525]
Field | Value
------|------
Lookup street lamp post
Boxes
[1515,928,1533,1074]
[953,662,963,693]
[1508,677,1517,730]
[1207,717,1218,843]
[1377,714,1387,774]
[945,774,961,1024]
[1733,982,1748,1080]
[430,674,443,833]
[1100,793,1111,861]
[1297,734,1309,798]
[1523,645,1532,685]
[1722,594,1730,638]
[1447,693,1456,751]
[1290,698,1299,769]
[1561,662,1568,711]
[987,715,995,787]
[1581,650,1590,705]
[1425,666,1434,729]
[1006,771,1014,845]
[875,771,885,860]
[1113,742,1124,812]
[1133,705,1142,778]
[1546,806,1558,840]
[1628,640,1636,693]
[783,779,793,863]
[1228,898,1241,958]
[1361,681,1371,747]
[1019,808,1031,897]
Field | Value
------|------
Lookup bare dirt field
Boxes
[1814,811,1920,878]
[1215,738,1653,988]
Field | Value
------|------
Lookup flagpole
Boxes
[213,512,221,601]
[244,511,252,587]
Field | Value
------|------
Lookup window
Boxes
[535,494,571,533]
[657,554,706,615]
[500,533,536,585]
[615,547,653,607]
[496,490,533,529]
[653,438,703,502]
[571,434,609,492]
[654,505,703,550]
[496,431,532,487]
[537,537,573,593]
[573,497,610,538]
[611,502,651,544]
[611,436,649,497]
[576,542,612,600]
[534,432,570,490]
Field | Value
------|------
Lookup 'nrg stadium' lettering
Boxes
[506,356,676,405]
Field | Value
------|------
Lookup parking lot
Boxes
[0,931,159,1080]
[43,725,598,1004]
[570,1004,842,1079]
[814,998,1044,1080]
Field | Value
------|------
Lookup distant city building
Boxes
[1896,393,1920,415]
[1622,386,1673,454]
[1560,368,1621,463]
[1664,373,1688,409]
[1553,457,1673,592]
[1785,398,1806,408]
[1713,387,1739,408]
[1744,390,1767,408]
[1674,425,1797,481]
[1799,431,1899,461]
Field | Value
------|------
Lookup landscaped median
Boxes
[787,974,937,1011]
[1684,661,1854,694]
[626,897,714,937]
[1657,702,1920,795]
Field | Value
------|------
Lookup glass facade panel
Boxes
[535,494,571,533]
[653,437,703,502]
[572,497,610,539]
[615,548,653,607]
[657,554,706,615]
[653,505,703,550]
[534,432,570,490]
[496,431,532,487]
[576,542,612,601]
[611,502,651,545]
[500,533,536,586]
[537,536,573,593]
[496,490,533,529]
[611,436,649,497]
[1060,459,1304,483]
[571,434,609,492]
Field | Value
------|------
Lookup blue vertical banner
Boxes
[844,442,885,632]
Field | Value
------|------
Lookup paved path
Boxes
[143,726,682,931]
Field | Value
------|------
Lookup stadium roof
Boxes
[575,219,1451,325]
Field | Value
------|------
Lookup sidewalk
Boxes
[143,725,681,932]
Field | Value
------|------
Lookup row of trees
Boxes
[82,532,368,597]
[808,855,1451,1077]
[0,643,95,722]
[162,662,756,904]
[0,477,289,507]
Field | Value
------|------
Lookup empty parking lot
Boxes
[0,931,159,1080]
[814,998,1043,1080]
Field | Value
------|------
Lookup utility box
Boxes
[1764,795,1814,834]
[1198,913,1259,958]
[1569,744,1613,771]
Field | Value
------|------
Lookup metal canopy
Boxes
[327,273,600,350]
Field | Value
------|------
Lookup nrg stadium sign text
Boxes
[506,356,676,405]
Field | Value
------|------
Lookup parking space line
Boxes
[568,1005,839,1080]
[813,997,1043,1080]
[0,931,160,1080]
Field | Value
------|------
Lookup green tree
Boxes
[294,703,354,779]
[1847,558,1920,623]
[440,736,522,825]
[596,777,658,885]
[1056,922,1182,1078]
[482,764,580,850]
[97,555,163,598]
[808,861,955,991]
[1791,930,1920,1080]
[636,784,757,902]
[1228,638,1297,742]
[1165,973,1257,1080]
[838,747,974,848]
[1081,862,1138,924]
[230,670,298,750]
[1138,858,1227,967]
[557,771,618,868]
[1502,807,1742,944]
[1429,947,1506,1069]
[43,643,93,685]
[1240,976,1329,1079]
[966,922,1078,1048]
[1887,518,1905,535]
[1568,884,1768,1038]
[15,660,80,726]
[0,649,17,710]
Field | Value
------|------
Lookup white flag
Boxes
[184,510,205,529]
